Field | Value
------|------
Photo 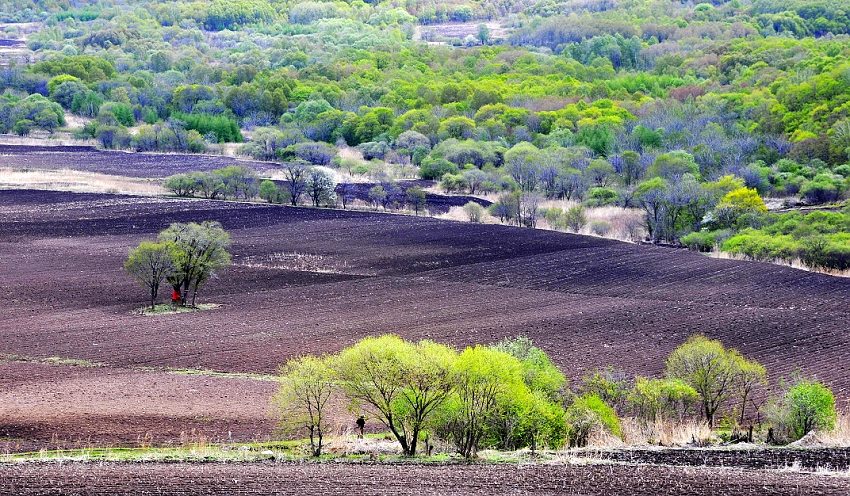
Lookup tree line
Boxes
[276,334,838,457]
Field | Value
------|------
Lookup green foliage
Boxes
[0,94,65,134]
[32,55,115,82]
[768,378,838,443]
[259,179,289,204]
[406,187,427,215]
[627,377,700,422]
[584,187,618,207]
[202,0,276,30]
[173,113,243,143]
[333,335,456,456]
[681,230,728,253]
[800,174,845,204]
[158,221,231,307]
[462,201,484,222]
[666,335,762,427]
[565,394,621,447]
[8,0,850,260]
[276,355,335,457]
[648,151,700,181]
[419,157,459,180]
[124,241,178,309]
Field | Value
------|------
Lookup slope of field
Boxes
[2,462,848,496]
[1,189,848,449]
[0,145,277,178]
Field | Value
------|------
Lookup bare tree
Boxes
[282,161,311,206]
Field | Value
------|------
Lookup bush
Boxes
[801,174,844,204]
[565,394,621,447]
[563,205,587,233]
[680,230,727,252]
[722,231,801,263]
[768,378,837,443]
[584,187,618,207]
[165,174,197,197]
[627,377,699,422]
[463,202,484,222]
[419,157,459,180]
[259,179,289,204]
[290,141,337,165]
[589,220,611,236]
[173,112,243,143]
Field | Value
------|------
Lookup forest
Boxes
[1,0,848,268]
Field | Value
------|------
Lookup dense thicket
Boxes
[1,0,847,263]
[276,334,837,457]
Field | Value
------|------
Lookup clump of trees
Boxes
[165,164,338,208]
[124,221,231,308]
[165,166,260,201]
[277,335,571,458]
[276,333,840,457]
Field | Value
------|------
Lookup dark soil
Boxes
[0,145,278,178]
[1,462,848,495]
[1,189,848,449]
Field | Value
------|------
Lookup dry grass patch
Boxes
[620,418,714,447]
[0,168,163,195]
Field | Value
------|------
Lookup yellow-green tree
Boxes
[275,355,335,456]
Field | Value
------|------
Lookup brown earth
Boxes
[1,462,848,495]
[1,189,848,450]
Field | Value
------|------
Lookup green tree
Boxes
[214,165,259,200]
[627,377,699,422]
[406,187,427,215]
[332,335,457,456]
[565,394,621,447]
[123,241,177,309]
[259,179,288,204]
[159,222,231,306]
[665,335,747,427]
[735,356,767,423]
[648,151,700,180]
[276,355,335,457]
[164,174,198,197]
[769,378,838,442]
[439,345,525,458]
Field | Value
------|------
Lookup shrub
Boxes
[584,187,619,207]
[419,157,459,180]
[563,205,588,233]
[721,231,801,263]
[290,141,337,165]
[589,220,611,236]
[801,174,844,204]
[565,394,621,447]
[165,174,197,197]
[259,179,288,204]
[768,378,837,443]
[627,377,699,422]
[680,230,727,252]
[463,202,484,222]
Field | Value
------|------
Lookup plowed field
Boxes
[1,189,848,450]
[1,462,848,495]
